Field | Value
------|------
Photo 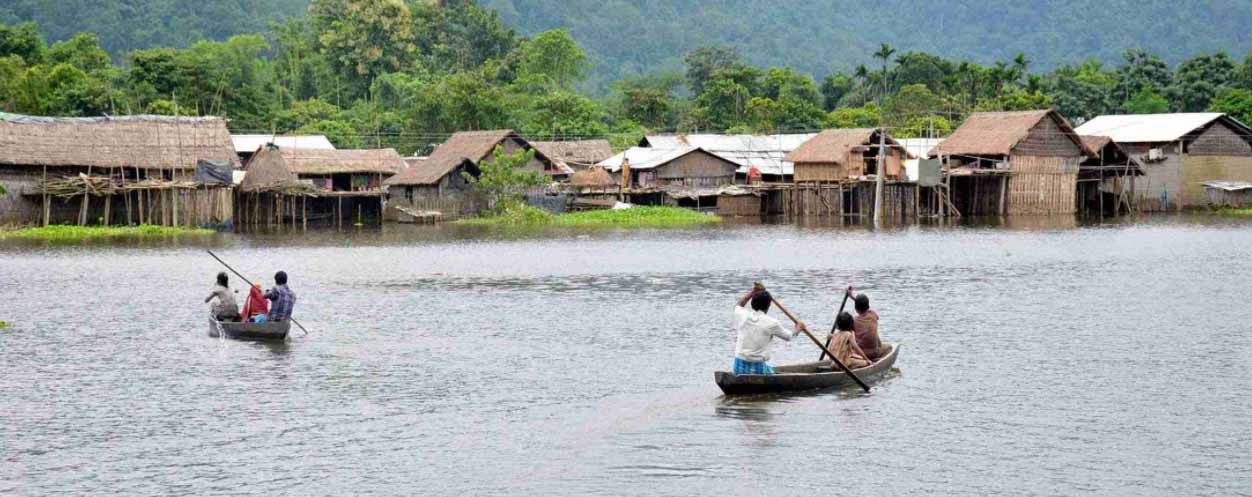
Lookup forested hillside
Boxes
[5,0,1252,153]
[499,0,1252,87]
[0,0,306,54]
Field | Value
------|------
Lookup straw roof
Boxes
[386,129,550,186]
[569,167,616,187]
[0,114,238,170]
[784,128,913,165]
[531,140,614,168]
[279,148,404,176]
[239,146,302,193]
[931,110,1087,157]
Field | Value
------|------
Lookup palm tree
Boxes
[873,43,897,103]
[854,64,870,105]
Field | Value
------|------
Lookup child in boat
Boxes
[205,272,241,322]
[852,293,886,361]
[241,284,269,323]
[732,283,809,375]
[826,312,871,369]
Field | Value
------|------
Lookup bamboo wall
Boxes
[793,162,844,183]
[1006,155,1080,215]
[717,195,762,217]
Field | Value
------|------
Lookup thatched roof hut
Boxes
[569,167,616,188]
[531,140,614,172]
[785,128,912,182]
[238,146,302,193]
[931,110,1090,158]
[386,130,552,186]
[786,128,911,165]
[278,148,405,176]
[0,113,238,170]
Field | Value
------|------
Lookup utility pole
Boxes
[873,127,885,226]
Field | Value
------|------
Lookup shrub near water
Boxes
[457,205,720,228]
[0,224,215,241]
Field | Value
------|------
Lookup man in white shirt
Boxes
[732,283,808,375]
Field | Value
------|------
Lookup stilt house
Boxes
[597,147,741,207]
[237,146,403,227]
[1077,135,1144,216]
[932,110,1091,216]
[0,114,237,227]
[1075,113,1252,210]
[786,128,910,183]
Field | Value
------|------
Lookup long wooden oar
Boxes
[207,250,309,336]
[770,296,871,393]
[819,286,853,361]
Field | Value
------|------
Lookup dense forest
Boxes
[4,0,1252,156]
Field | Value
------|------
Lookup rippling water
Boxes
[3,216,1251,495]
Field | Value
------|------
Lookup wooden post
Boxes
[998,175,1008,216]
[104,194,112,225]
[41,165,49,226]
[302,195,307,230]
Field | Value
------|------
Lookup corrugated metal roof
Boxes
[232,134,335,153]
[1074,113,1226,143]
[597,147,705,171]
[643,133,815,175]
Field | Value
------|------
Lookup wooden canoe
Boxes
[714,342,899,395]
[208,317,290,342]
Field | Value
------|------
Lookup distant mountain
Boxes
[0,0,307,55]
[487,0,1252,84]
[8,0,1252,83]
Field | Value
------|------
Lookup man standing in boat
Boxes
[732,283,808,375]
[264,271,297,322]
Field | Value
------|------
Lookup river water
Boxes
[2,216,1251,496]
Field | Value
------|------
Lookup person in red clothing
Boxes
[240,284,269,323]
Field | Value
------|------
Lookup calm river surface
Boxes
[2,216,1251,496]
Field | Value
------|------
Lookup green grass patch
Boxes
[0,321,8,329]
[0,224,215,241]
[456,205,720,228]
[1218,208,1252,216]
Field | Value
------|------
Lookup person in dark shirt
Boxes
[265,271,297,322]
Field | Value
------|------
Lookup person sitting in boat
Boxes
[732,283,808,375]
[826,311,872,370]
[852,292,886,361]
[241,284,269,323]
[205,272,241,322]
[264,271,297,322]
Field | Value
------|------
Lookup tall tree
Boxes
[309,0,416,95]
[684,46,741,96]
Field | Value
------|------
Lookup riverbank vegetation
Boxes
[0,224,215,241]
[1218,207,1252,216]
[457,205,720,228]
[4,1,1252,150]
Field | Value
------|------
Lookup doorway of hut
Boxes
[948,175,1007,216]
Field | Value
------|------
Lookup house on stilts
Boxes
[931,110,1091,216]
[0,113,237,227]
[782,128,918,219]
[1075,113,1252,210]
[236,146,404,228]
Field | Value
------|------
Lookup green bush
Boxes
[457,205,720,228]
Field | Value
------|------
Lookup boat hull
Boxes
[715,342,899,395]
[208,318,290,341]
